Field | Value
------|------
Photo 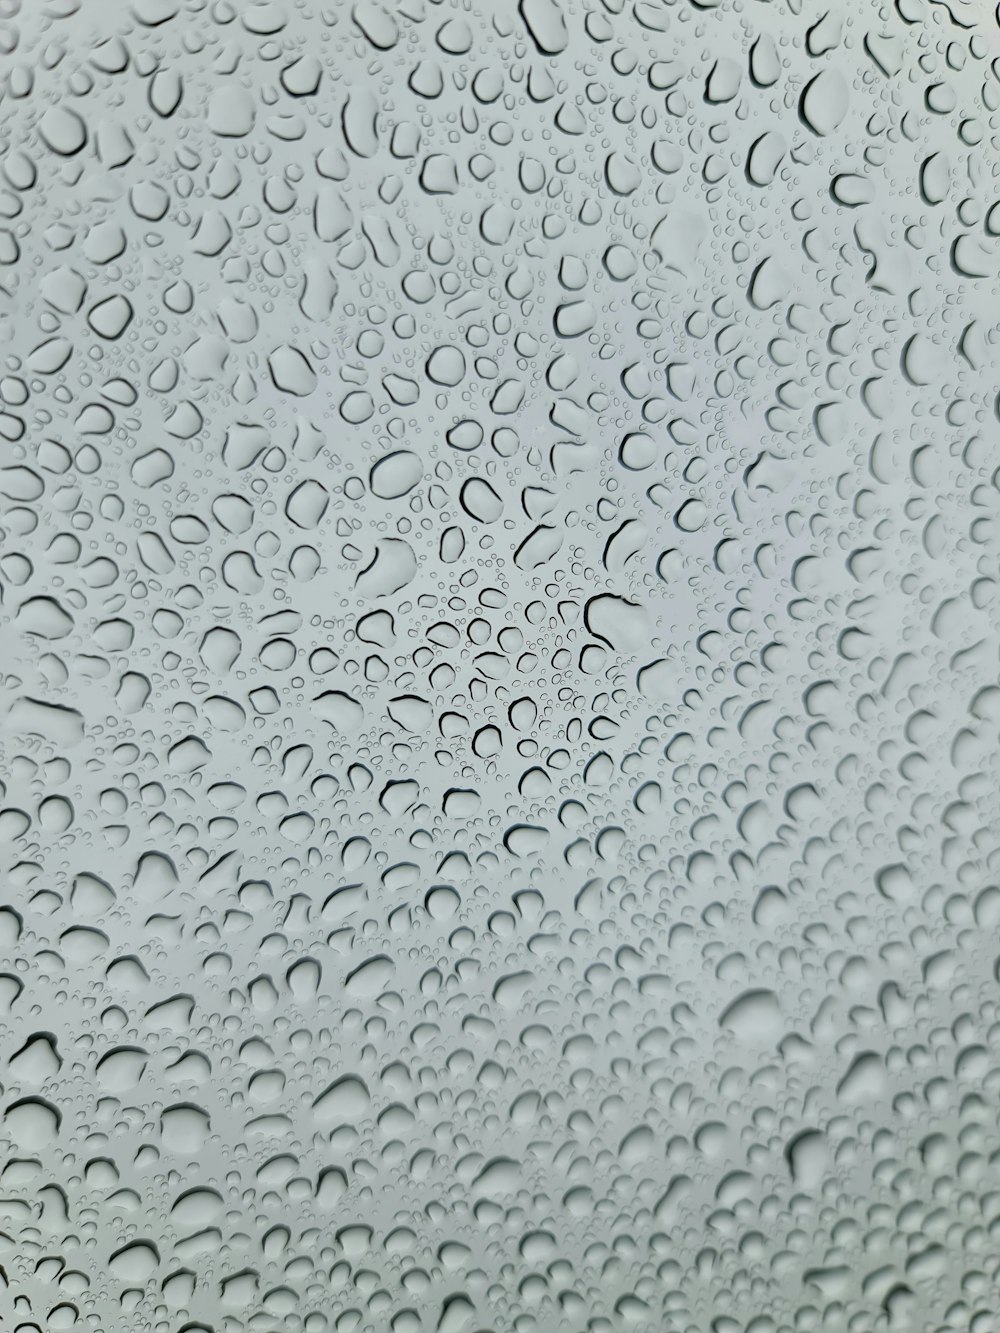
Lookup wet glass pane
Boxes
[1,1,998,1331]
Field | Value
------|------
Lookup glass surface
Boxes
[1,1,999,1330]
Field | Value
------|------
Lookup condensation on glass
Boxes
[0,0,998,1330]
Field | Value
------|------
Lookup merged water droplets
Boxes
[2,0,1000,1330]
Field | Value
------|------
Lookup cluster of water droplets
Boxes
[3,0,1000,1329]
